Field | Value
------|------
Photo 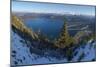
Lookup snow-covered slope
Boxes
[11,31,67,66]
[72,39,96,62]
[11,30,96,66]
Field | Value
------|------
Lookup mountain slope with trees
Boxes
[11,15,96,66]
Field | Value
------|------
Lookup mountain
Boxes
[11,14,96,66]
[13,12,95,24]
[12,15,39,41]
[11,30,96,66]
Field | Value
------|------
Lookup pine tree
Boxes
[55,20,72,48]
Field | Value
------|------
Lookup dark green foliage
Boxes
[84,33,96,43]
[66,48,74,61]
[39,34,50,42]
[12,15,95,62]
[54,20,75,48]
[74,30,96,45]
[73,31,85,44]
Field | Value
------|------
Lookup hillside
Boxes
[11,15,96,66]
[12,15,39,41]
[11,30,96,66]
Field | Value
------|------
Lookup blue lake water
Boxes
[24,17,78,39]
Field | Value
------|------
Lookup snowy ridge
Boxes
[11,31,67,66]
[11,30,96,66]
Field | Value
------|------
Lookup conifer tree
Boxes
[55,19,73,48]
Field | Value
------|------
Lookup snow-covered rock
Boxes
[11,30,96,66]
[11,31,67,66]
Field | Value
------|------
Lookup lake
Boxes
[24,17,78,39]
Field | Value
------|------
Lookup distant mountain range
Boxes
[12,12,95,24]
[12,12,96,33]
[12,12,95,18]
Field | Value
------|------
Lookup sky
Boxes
[12,1,95,16]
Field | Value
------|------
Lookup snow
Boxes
[11,31,96,66]
[11,31,67,66]
[72,39,96,62]
[11,31,34,65]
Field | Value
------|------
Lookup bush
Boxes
[66,48,74,61]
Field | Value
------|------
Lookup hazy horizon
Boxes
[12,1,95,16]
